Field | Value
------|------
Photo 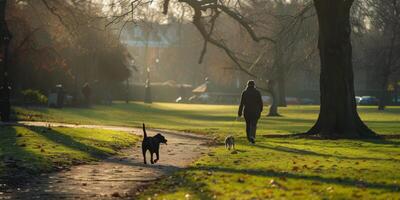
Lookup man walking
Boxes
[238,80,263,144]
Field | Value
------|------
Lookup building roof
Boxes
[120,23,179,48]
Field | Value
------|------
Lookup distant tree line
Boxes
[5,0,133,105]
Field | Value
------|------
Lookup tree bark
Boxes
[307,0,377,138]
[378,79,389,110]
[267,80,281,117]
[274,44,287,107]
[268,91,280,117]
[276,65,287,107]
[378,12,398,111]
[0,0,11,122]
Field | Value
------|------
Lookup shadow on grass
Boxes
[263,117,315,124]
[24,126,111,158]
[12,104,237,129]
[188,166,400,192]
[358,106,400,114]
[0,126,46,187]
[253,144,400,162]
[139,171,216,200]
[0,125,117,189]
[10,151,186,199]
[260,133,400,147]
[0,125,136,199]
[14,103,240,124]
[360,138,400,146]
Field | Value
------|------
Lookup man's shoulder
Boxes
[248,88,261,94]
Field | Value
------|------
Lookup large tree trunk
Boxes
[378,78,389,110]
[274,43,287,107]
[378,16,398,110]
[268,100,279,116]
[0,0,11,122]
[307,0,376,138]
[267,80,281,117]
[276,66,287,107]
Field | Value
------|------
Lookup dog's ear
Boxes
[154,133,162,141]
[155,133,167,144]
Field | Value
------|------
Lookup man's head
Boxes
[154,133,168,145]
[247,80,255,88]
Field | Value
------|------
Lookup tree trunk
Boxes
[0,0,11,122]
[378,13,398,110]
[268,92,280,117]
[276,67,287,107]
[307,0,376,138]
[274,43,287,107]
[378,79,389,110]
[267,80,281,117]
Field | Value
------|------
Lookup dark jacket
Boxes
[238,86,263,119]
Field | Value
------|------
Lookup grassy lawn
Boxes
[11,103,400,199]
[0,126,139,184]
[13,102,400,136]
[140,138,400,199]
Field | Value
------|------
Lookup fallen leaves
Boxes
[302,164,311,169]
[292,166,300,172]
[326,186,334,193]
[269,179,287,190]
[237,177,245,183]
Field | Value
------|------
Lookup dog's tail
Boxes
[142,123,147,138]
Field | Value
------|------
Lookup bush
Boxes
[21,89,48,105]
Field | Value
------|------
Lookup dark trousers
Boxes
[245,117,258,142]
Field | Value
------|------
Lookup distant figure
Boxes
[82,82,92,107]
[238,80,263,144]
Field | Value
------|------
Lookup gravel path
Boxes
[2,121,210,199]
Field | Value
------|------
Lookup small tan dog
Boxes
[224,135,235,150]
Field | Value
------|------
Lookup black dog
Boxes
[142,123,167,164]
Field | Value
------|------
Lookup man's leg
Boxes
[245,118,252,142]
[251,119,258,142]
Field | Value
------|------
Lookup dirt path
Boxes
[3,121,211,199]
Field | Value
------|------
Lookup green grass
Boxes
[13,102,400,136]
[11,103,400,199]
[140,138,400,199]
[0,126,139,182]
